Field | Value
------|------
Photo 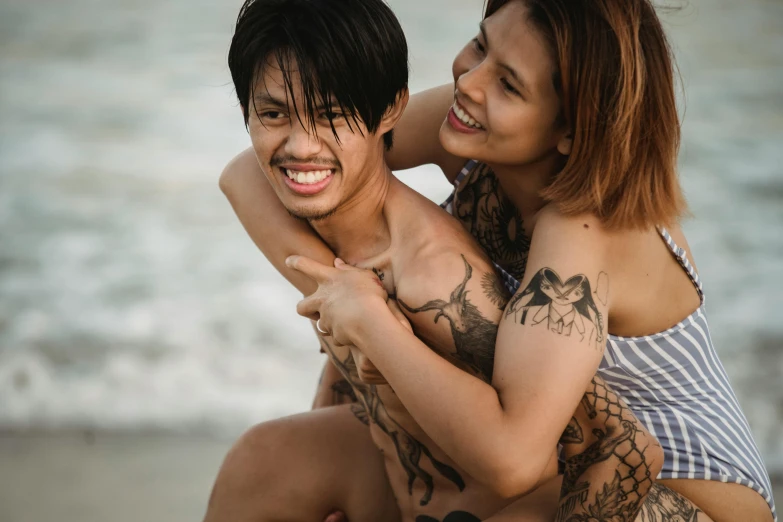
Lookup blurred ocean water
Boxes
[0,0,781,475]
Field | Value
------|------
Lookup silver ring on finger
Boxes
[316,318,329,335]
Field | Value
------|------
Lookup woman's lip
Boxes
[447,108,484,134]
[281,168,335,195]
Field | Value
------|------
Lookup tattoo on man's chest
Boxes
[416,511,480,522]
[319,336,465,506]
[330,379,357,405]
[371,267,396,299]
[454,164,530,281]
[398,255,497,382]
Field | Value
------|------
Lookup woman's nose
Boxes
[455,61,487,107]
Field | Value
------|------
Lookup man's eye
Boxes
[320,111,343,120]
[262,111,284,119]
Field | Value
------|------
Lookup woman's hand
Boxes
[349,300,413,385]
[287,256,390,346]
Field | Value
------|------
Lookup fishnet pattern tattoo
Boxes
[557,377,660,522]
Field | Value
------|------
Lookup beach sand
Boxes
[1,432,780,522]
[0,432,234,522]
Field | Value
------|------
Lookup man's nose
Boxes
[284,118,324,158]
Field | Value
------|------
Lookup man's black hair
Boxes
[228,0,409,150]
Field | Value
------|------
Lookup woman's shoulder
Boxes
[530,204,610,244]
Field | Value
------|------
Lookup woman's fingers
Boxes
[286,255,334,283]
[296,294,323,322]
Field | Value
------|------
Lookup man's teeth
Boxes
[285,169,332,184]
[453,103,483,129]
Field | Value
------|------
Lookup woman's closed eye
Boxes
[472,38,486,55]
[500,78,520,96]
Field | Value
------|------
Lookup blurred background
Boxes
[0,0,780,520]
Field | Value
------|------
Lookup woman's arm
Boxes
[290,212,628,496]
[220,148,335,295]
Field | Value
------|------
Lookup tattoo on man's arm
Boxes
[506,268,605,349]
[398,255,497,382]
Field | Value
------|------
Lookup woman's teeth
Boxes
[453,103,483,129]
[285,169,332,185]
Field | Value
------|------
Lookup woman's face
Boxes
[440,0,569,168]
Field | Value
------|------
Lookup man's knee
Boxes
[204,420,300,522]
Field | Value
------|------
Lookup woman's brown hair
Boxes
[485,0,687,229]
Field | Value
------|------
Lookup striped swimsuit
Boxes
[443,160,777,520]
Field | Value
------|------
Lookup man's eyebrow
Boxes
[253,93,287,107]
[315,101,339,111]
[479,20,529,94]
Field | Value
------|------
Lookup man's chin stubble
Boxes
[286,207,339,222]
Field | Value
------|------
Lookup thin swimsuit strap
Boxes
[656,227,705,305]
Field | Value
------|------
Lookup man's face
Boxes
[248,59,384,221]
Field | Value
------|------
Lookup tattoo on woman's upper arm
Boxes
[505,268,608,349]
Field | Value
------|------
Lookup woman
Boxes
[223,0,776,520]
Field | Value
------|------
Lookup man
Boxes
[204,0,662,521]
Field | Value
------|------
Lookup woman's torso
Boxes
[446,160,777,522]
